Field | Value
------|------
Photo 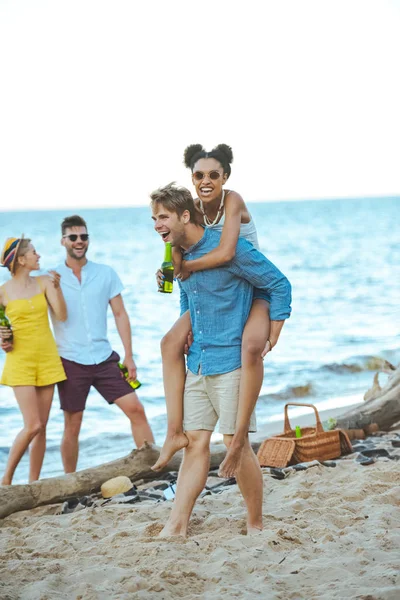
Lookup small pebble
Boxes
[355,453,375,466]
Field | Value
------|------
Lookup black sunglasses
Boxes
[192,170,222,181]
[63,234,89,242]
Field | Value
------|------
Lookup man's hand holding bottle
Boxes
[123,355,137,383]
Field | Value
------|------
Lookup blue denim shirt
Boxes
[179,228,292,376]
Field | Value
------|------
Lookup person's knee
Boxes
[64,413,83,438]
[124,398,147,422]
[161,329,184,357]
[185,431,211,454]
[242,337,265,363]
[27,421,46,438]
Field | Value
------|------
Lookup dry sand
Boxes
[1,452,399,599]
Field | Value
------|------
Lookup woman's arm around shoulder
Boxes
[219,191,247,261]
[41,273,68,322]
[181,190,245,277]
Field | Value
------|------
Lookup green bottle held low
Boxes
[118,362,141,390]
[0,306,13,343]
[160,242,174,294]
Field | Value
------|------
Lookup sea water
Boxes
[0,196,399,482]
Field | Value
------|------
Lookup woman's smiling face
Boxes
[18,243,41,271]
[192,157,228,204]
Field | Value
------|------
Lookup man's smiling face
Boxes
[61,226,89,260]
[151,204,188,247]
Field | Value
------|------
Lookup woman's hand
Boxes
[177,261,192,282]
[0,327,13,353]
[261,339,273,358]
[184,330,193,355]
[1,339,13,353]
[0,326,12,340]
[48,270,61,289]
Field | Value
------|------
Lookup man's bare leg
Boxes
[115,392,154,447]
[61,410,84,473]
[223,434,263,533]
[152,312,192,471]
[160,429,212,537]
[219,300,269,478]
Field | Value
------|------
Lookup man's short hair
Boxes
[150,182,197,223]
[61,215,88,236]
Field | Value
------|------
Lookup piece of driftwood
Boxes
[336,364,400,431]
[0,442,260,520]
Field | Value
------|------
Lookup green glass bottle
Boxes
[118,362,141,390]
[160,242,174,294]
[0,306,13,343]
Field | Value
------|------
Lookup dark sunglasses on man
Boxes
[62,234,90,242]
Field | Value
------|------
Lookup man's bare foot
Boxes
[247,525,263,536]
[218,441,245,478]
[151,432,189,471]
[159,521,188,538]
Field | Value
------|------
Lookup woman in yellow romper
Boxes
[0,236,67,485]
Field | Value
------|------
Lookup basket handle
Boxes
[283,403,324,434]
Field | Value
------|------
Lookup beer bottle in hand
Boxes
[160,242,174,293]
[118,362,142,390]
[0,306,13,343]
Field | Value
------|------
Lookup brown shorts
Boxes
[58,351,133,412]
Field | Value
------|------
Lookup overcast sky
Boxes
[0,0,399,211]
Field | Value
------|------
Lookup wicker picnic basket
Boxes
[257,403,352,468]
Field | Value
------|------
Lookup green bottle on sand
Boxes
[160,242,174,294]
[0,306,13,343]
[118,363,141,390]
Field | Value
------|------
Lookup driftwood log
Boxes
[0,442,259,520]
[336,363,400,431]
[2,363,399,520]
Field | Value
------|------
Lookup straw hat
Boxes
[100,475,133,498]
[0,235,25,274]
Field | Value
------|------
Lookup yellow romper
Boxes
[0,281,66,387]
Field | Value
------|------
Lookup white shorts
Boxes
[183,368,257,435]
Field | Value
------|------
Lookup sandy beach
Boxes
[1,408,399,600]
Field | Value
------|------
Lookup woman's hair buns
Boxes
[183,143,234,178]
[183,144,204,168]
[213,144,233,164]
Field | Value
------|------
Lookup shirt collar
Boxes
[63,259,91,272]
[182,227,208,256]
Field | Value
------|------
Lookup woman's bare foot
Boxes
[151,432,189,471]
[218,440,245,478]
